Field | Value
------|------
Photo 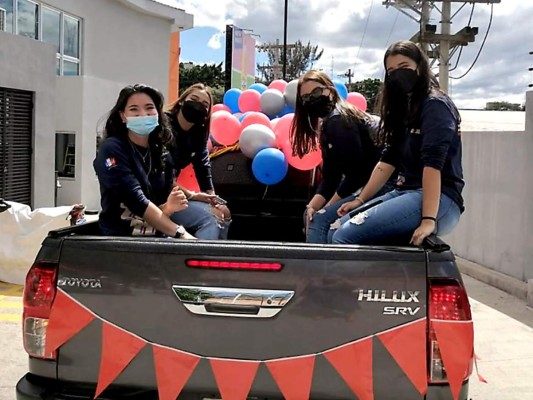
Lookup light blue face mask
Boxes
[126,115,159,137]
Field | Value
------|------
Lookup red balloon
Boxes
[346,92,368,112]
[273,113,294,148]
[281,139,322,171]
[240,112,272,131]
[269,79,288,93]
[210,111,241,145]
[176,164,200,192]
[211,103,231,114]
[238,89,261,113]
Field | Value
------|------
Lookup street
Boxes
[1,274,532,399]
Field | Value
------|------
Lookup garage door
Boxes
[0,87,33,206]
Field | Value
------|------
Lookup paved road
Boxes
[1,275,532,399]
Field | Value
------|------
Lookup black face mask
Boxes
[304,95,335,119]
[387,68,418,95]
[181,100,208,124]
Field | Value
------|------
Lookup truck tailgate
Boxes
[54,237,428,399]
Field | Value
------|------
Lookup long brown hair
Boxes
[290,70,369,158]
[166,83,213,141]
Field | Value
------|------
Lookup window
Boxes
[1,1,82,76]
[0,0,14,33]
[55,132,75,178]
[17,0,38,39]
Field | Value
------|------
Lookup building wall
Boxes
[444,91,533,283]
[0,31,57,208]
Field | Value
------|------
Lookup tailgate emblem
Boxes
[172,286,294,318]
[357,289,420,303]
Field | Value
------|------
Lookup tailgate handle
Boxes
[172,285,294,318]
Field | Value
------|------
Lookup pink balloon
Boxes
[346,92,368,112]
[281,139,322,171]
[241,111,272,131]
[269,79,288,93]
[176,164,200,192]
[211,110,232,121]
[210,112,241,145]
[273,113,294,148]
[271,117,281,131]
[211,103,231,114]
[238,89,262,113]
[207,138,213,153]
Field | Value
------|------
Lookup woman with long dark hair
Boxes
[164,83,231,240]
[94,84,195,239]
[330,40,464,245]
[291,70,389,243]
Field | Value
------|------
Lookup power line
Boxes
[353,0,375,77]
[450,3,494,80]
[449,3,475,72]
[385,8,400,48]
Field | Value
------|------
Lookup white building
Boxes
[0,0,193,209]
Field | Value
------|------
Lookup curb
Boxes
[456,257,530,304]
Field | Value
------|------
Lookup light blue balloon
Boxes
[252,148,288,185]
[278,104,295,117]
[223,88,242,113]
[248,83,268,94]
[333,80,348,100]
[238,112,250,122]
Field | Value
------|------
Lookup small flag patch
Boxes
[105,157,116,169]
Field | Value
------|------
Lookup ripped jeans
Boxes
[306,184,394,244]
[327,189,461,245]
[170,200,231,240]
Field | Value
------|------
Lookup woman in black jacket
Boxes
[165,83,231,240]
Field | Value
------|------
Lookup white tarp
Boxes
[0,201,72,285]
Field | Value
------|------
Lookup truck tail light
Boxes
[23,261,58,360]
[186,259,283,271]
[428,280,473,383]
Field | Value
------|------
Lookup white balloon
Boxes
[283,79,299,108]
[260,89,286,117]
[239,124,276,158]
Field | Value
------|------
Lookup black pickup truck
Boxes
[16,152,473,400]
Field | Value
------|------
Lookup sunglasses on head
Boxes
[301,86,328,104]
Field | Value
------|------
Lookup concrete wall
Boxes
[445,91,533,283]
[0,31,57,208]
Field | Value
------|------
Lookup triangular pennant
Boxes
[323,337,373,400]
[265,355,316,400]
[210,359,260,400]
[45,289,95,354]
[94,322,147,399]
[432,321,474,400]
[153,345,201,400]
[378,319,427,396]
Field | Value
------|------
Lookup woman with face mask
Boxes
[93,84,195,239]
[330,40,464,246]
[291,70,391,244]
[164,83,231,240]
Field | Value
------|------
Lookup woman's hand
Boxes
[180,230,197,240]
[188,191,216,204]
[304,206,317,233]
[337,198,363,217]
[165,188,188,214]
[410,219,436,246]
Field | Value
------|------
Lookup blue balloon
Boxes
[252,148,288,185]
[223,88,242,113]
[278,104,295,117]
[238,112,250,122]
[333,80,348,100]
[248,83,268,94]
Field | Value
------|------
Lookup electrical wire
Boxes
[450,3,494,80]
[385,8,400,48]
[353,0,375,74]
[449,3,475,72]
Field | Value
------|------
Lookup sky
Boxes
[158,0,533,110]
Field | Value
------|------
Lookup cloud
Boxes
[172,0,533,109]
[207,32,225,50]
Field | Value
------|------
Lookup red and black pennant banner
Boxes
[46,289,475,400]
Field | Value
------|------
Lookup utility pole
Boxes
[529,51,533,88]
[283,0,288,80]
[338,69,354,86]
[383,0,501,93]
[257,41,297,81]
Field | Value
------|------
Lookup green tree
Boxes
[257,40,324,82]
[179,62,225,95]
[348,78,382,113]
[484,101,522,111]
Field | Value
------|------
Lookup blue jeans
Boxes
[306,184,394,244]
[328,189,461,245]
[170,201,230,240]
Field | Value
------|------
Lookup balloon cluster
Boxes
[209,79,367,185]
